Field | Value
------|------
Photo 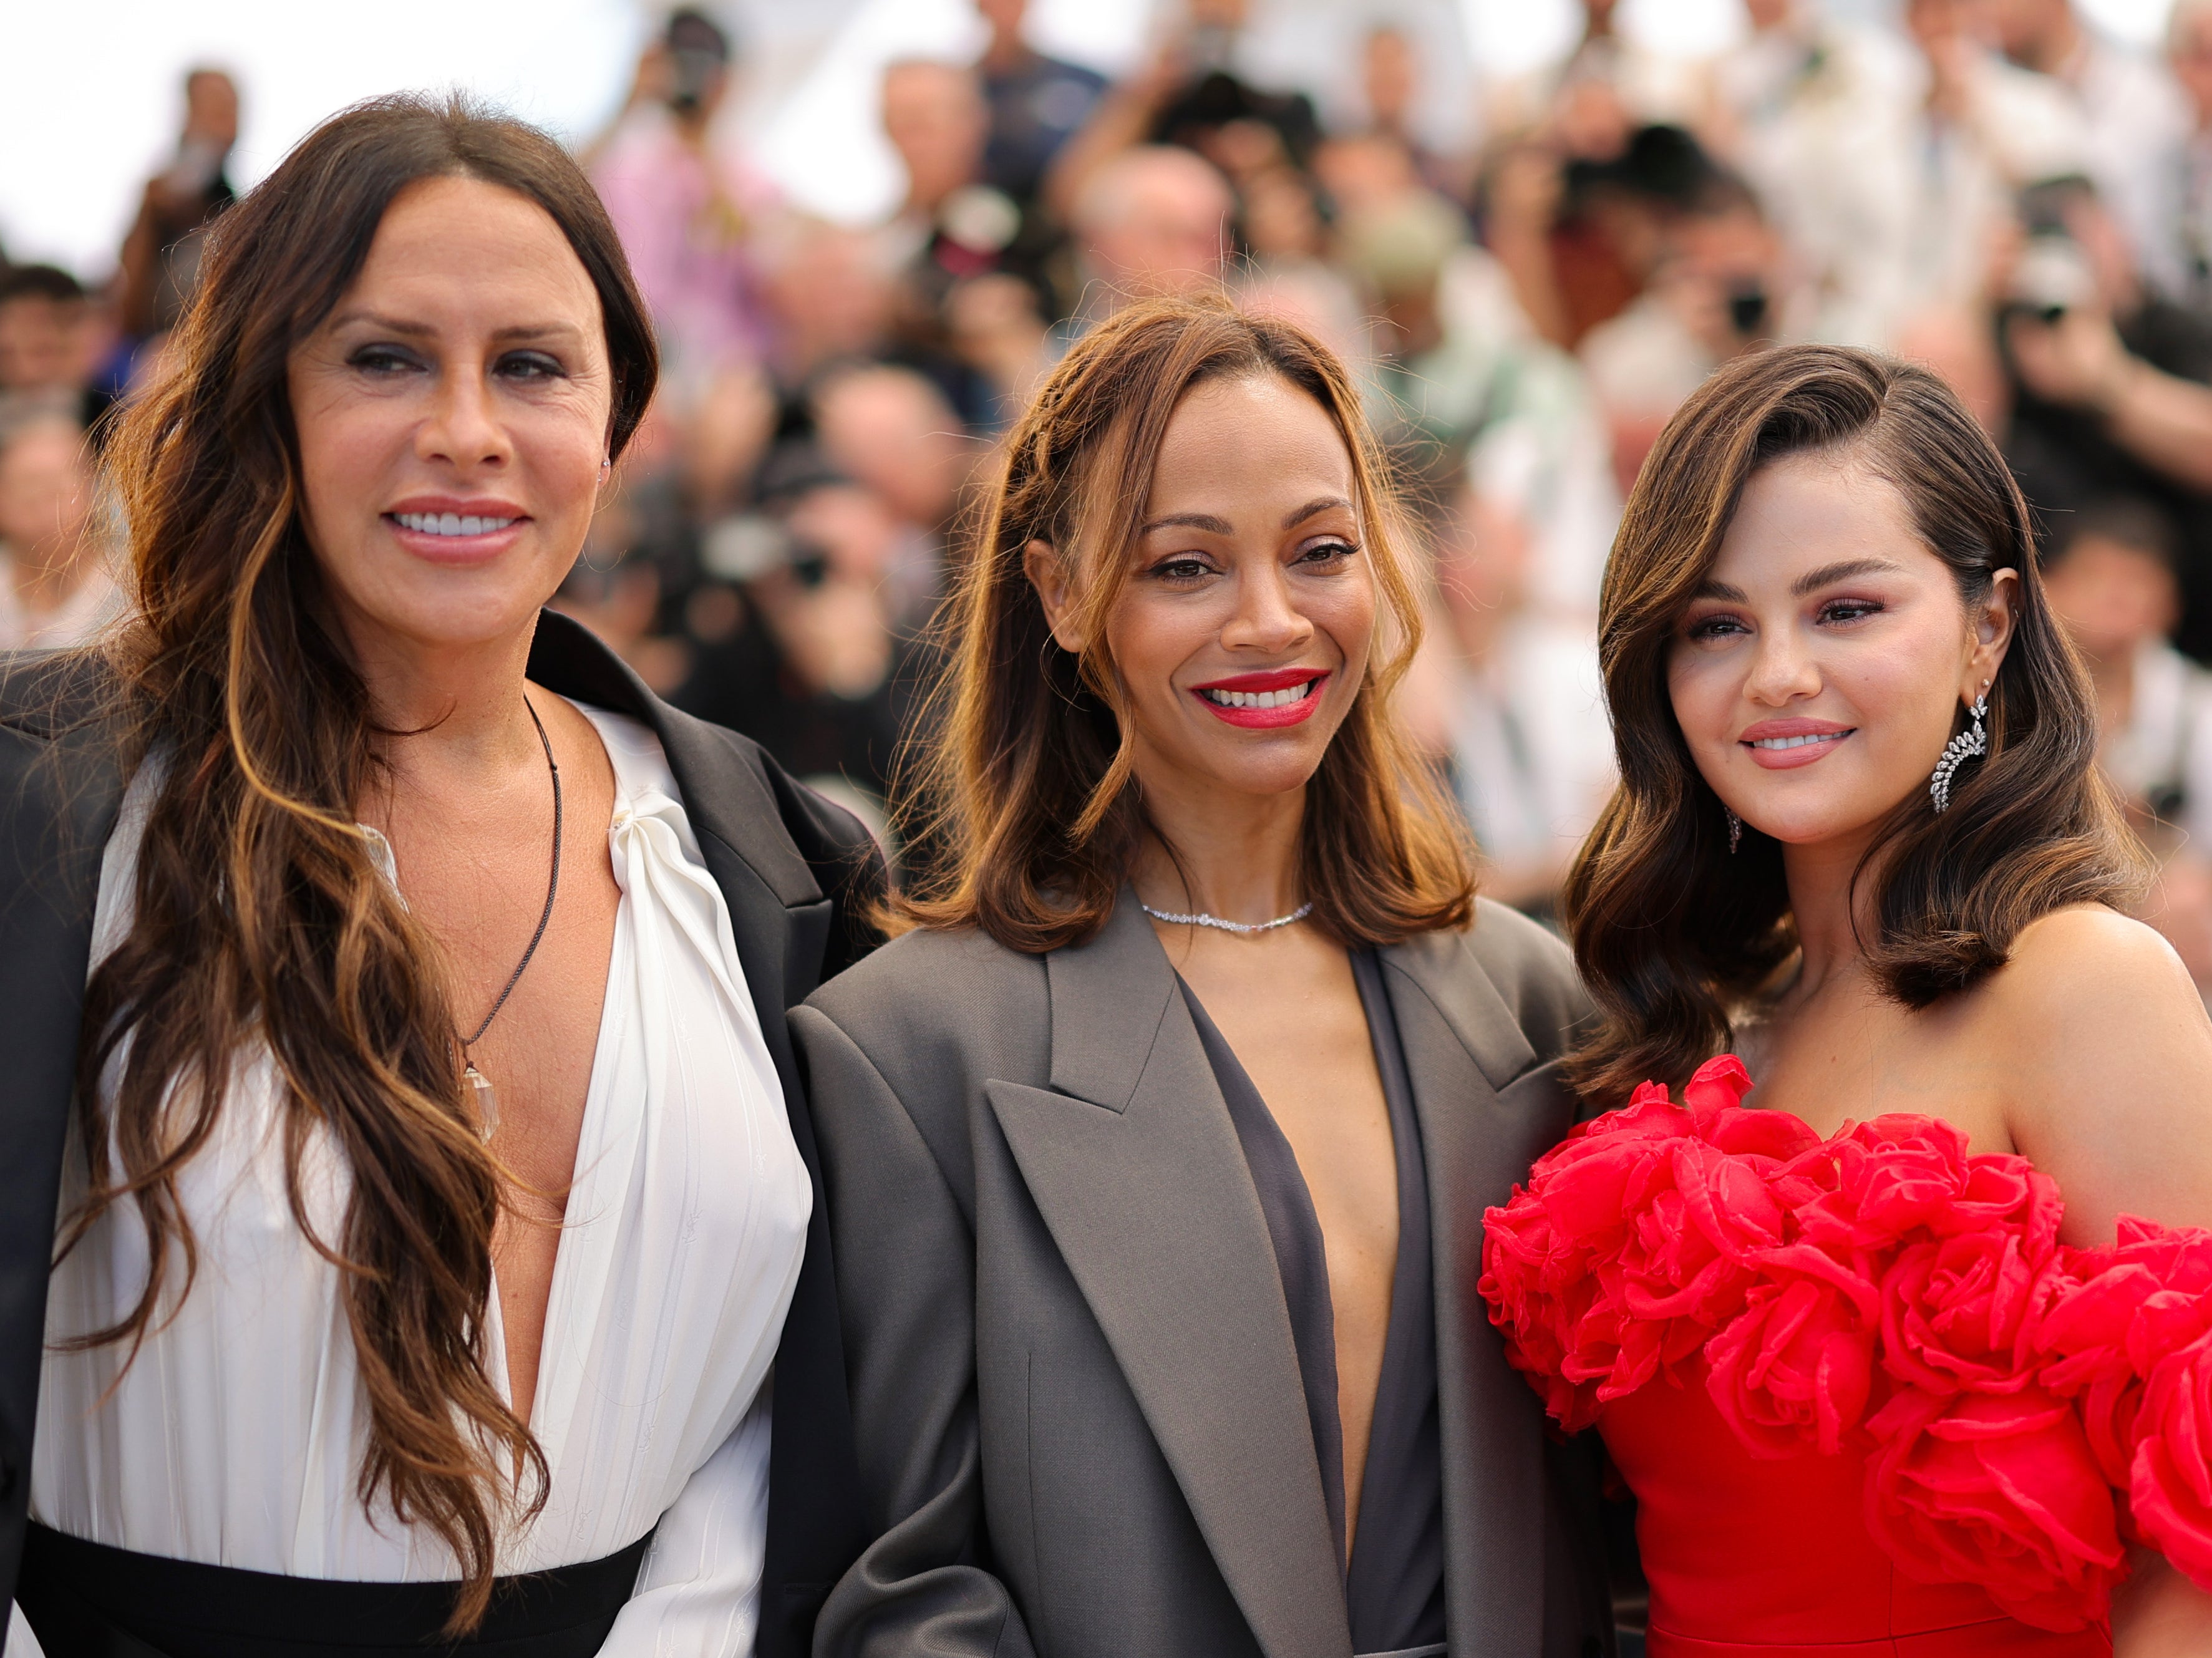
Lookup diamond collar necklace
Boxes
[1138,901,1312,936]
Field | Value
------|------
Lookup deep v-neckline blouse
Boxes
[29,702,809,1632]
[1178,953,1448,1658]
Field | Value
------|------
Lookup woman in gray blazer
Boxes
[793,297,1617,1658]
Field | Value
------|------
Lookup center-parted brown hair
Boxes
[62,95,656,1629]
[1562,345,2145,1107]
[894,294,1474,950]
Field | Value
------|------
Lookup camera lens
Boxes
[1729,286,1770,337]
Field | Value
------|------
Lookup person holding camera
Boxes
[1578,170,1807,500]
[587,8,780,395]
[1999,177,2212,659]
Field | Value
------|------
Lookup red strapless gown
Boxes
[1479,1058,2212,1658]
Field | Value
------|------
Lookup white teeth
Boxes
[1751,731,1848,750]
[1201,681,1317,709]
[393,511,517,536]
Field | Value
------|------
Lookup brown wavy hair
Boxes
[1563,345,2145,1107]
[893,294,1474,951]
[59,96,656,1627]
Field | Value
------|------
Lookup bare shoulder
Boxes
[1987,904,2205,1037]
[1979,904,2212,1140]
[1982,908,2212,1236]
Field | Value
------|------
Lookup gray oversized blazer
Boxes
[791,894,1618,1658]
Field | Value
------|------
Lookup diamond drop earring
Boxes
[1724,807,1743,854]
[1929,683,1991,815]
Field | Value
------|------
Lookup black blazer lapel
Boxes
[0,662,120,1616]
[525,610,881,1657]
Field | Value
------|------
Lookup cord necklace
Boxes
[459,694,562,1139]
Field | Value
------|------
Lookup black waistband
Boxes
[19,1521,654,1657]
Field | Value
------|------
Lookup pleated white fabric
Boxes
[24,700,809,1657]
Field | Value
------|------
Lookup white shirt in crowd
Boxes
[1444,617,1616,888]
[2102,640,2212,853]
[11,700,810,1658]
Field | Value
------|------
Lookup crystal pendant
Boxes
[464,1061,499,1141]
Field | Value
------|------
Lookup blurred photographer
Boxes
[116,69,238,349]
[1999,176,2212,656]
[675,445,908,808]
[2044,501,2212,834]
[2042,500,2212,997]
[1579,170,1807,497]
[589,8,781,392]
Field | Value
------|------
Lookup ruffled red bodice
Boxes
[1480,1057,2212,1651]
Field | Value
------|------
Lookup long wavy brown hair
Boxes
[1563,345,2145,1107]
[59,96,656,1627]
[894,294,1474,951]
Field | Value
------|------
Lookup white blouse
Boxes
[17,700,810,1657]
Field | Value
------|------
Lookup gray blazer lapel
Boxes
[986,898,1352,1658]
[1380,930,1544,1658]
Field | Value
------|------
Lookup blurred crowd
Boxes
[19,0,2212,979]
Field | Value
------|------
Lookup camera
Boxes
[1727,282,1770,339]
[2008,234,2096,326]
[702,513,830,590]
[661,9,730,117]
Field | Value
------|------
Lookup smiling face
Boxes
[1029,372,1375,806]
[1667,451,2015,851]
[285,174,613,664]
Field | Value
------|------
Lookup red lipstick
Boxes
[1188,668,1329,729]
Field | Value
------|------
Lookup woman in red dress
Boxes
[1480,345,2212,1655]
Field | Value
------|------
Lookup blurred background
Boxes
[10,0,2212,997]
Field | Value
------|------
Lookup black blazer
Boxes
[0,610,881,1657]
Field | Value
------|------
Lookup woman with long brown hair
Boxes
[1482,344,2212,1654]
[0,98,881,1656]
[791,295,1616,1658]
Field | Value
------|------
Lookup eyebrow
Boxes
[1690,557,1906,604]
[1790,556,1904,596]
[1283,494,1352,530]
[324,309,585,344]
[1137,495,1354,538]
[1140,510,1233,536]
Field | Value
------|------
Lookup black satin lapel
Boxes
[1379,939,1545,1658]
[525,608,820,1047]
[525,609,867,1653]
[0,724,119,1614]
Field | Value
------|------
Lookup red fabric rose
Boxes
[1876,1156,2064,1398]
[2131,1326,2212,1591]
[1482,1083,1692,1430]
[2034,1220,2212,1491]
[1482,1180,1607,1430]
[1863,1384,2127,1631]
[1480,1059,1822,1426]
[1706,1272,1877,1457]
[1792,1117,1981,1254]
